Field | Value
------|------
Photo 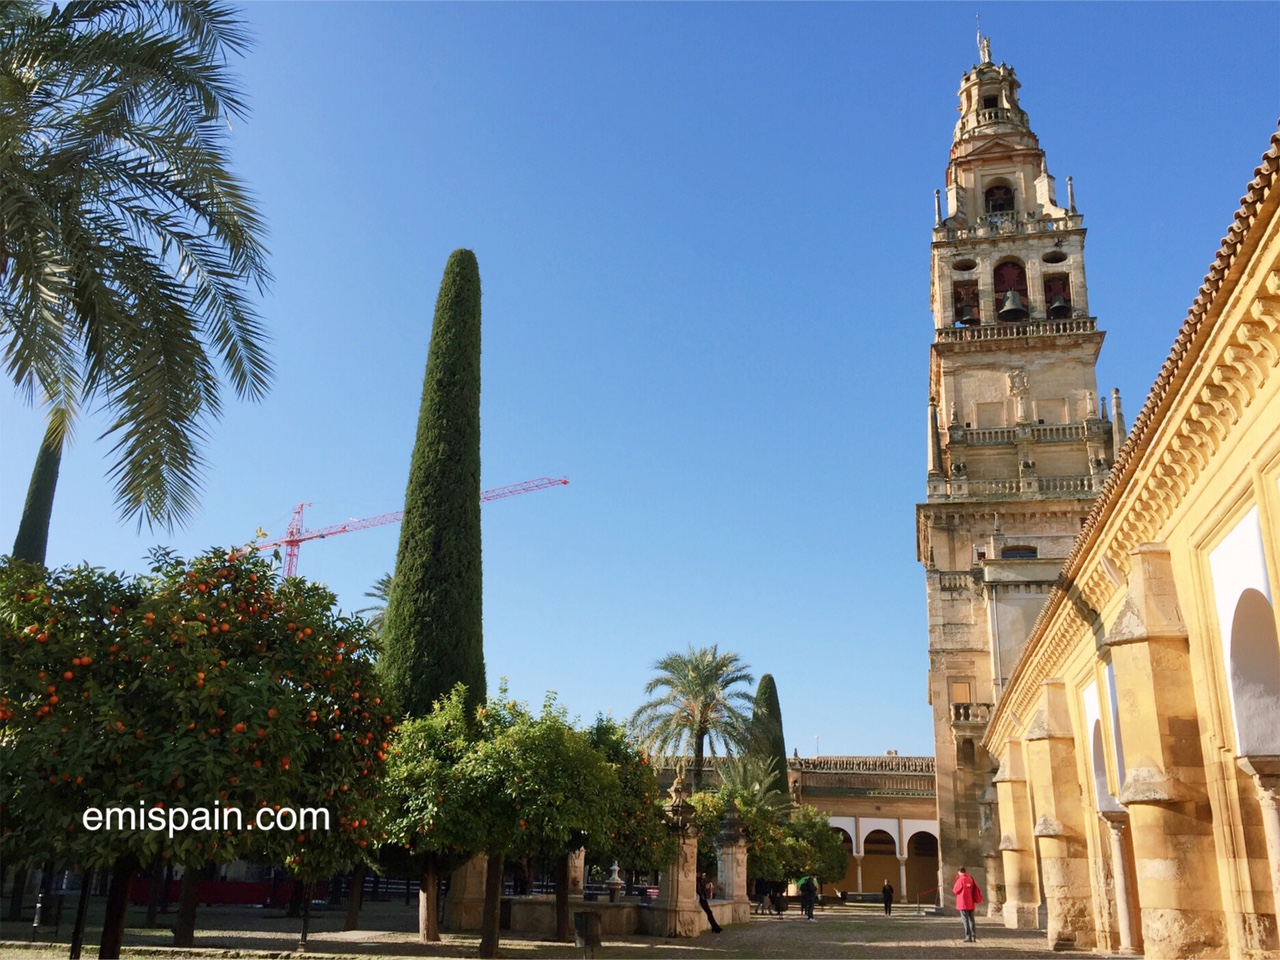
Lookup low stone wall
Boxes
[505,896,737,937]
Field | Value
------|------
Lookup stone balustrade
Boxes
[927,473,1105,501]
[936,317,1096,342]
[934,212,1083,242]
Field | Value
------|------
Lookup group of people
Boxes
[702,866,986,943]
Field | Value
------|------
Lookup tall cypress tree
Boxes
[380,249,485,718]
[750,673,788,785]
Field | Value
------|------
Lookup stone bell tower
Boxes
[916,33,1120,920]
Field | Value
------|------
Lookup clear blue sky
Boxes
[2,3,1276,758]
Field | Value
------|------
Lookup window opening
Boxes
[985,185,1014,214]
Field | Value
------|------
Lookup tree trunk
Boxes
[554,853,572,942]
[172,870,200,947]
[6,865,27,920]
[98,853,139,960]
[418,855,440,942]
[298,881,312,950]
[12,422,63,564]
[69,867,94,960]
[286,877,305,917]
[343,863,366,931]
[144,859,164,926]
[693,729,707,792]
[477,850,503,959]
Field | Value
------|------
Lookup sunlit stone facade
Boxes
[984,131,1280,957]
[917,38,1116,921]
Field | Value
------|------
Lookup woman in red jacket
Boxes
[952,867,982,942]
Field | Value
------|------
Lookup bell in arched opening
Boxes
[998,289,1028,321]
[1048,295,1071,319]
[956,305,979,326]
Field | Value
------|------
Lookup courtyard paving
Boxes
[3,900,1101,958]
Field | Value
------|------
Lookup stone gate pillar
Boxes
[1024,679,1096,949]
[441,853,487,931]
[567,849,586,899]
[655,776,702,937]
[1106,543,1226,959]
[714,800,750,924]
[994,740,1040,929]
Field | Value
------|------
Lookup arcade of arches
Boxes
[788,755,940,903]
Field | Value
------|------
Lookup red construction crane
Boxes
[256,477,569,577]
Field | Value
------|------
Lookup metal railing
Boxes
[916,885,942,915]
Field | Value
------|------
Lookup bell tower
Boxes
[917,34,1120,923]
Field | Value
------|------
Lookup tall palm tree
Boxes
[629,645,754,792]
[2,0,271,561]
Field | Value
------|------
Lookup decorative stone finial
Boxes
[717,799,743,845]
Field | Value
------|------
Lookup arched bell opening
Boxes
[994,259,1029,321]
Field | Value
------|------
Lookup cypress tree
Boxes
[380,249,485,718]
[750,673,788,785]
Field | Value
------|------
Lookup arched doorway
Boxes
[861,829,898,901]
[905,831,939,904]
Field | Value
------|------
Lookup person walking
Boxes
[881,879,894,915]
[952,867,982,942]
[798,874,817,922]
[697,872,722,933]
[752,876,768,915]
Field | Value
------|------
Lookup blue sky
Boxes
[2,2,1276,758]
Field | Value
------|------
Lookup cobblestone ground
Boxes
[4,900,1098,958]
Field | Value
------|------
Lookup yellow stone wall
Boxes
[985,130,1280,959]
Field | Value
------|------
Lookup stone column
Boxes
[1101,812,1139,954]
[897,857,908,904]
[714,800,750,924]
[441,853,487,931]
[567,849,586,899]
[853,855,864,894]
[1024,680,1096,949]
[655,777,702,938]
[993,740,1039,929]
[1237,757,1280,901]
[1106,543,1226,959]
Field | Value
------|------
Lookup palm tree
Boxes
[2,0,272,562]
[356,572,393,647]
[629,645,754,792]
[719,752,789,814]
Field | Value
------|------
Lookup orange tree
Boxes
[690,790,845,889]
[463,693,618,956]
[584,716,675,883]
[0,548,387,958]
[380,685,482,943]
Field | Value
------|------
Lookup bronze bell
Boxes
[1048,295,1071,319]
[956,305,979,325]
[998,289,1028,321]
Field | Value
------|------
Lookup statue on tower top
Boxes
[977,17,992,64]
